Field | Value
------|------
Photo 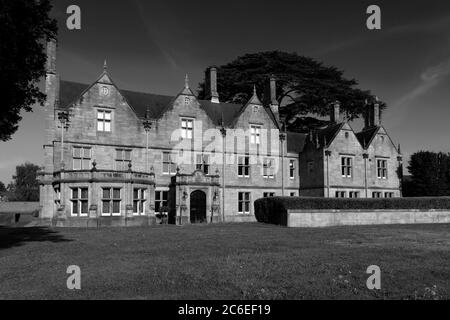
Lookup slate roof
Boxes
[58,80,246,126]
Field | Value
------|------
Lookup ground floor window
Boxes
[71,187,88,217]
[155,190,168,213]
[335,191,346,198]
[238,192,250,214]
[349,191,360,198]
[372,192,382,198]
[290,192,296,197]
[263,192,275,198]
[133,188,146,215]
[102,187,121,216]
[385,192,394,198]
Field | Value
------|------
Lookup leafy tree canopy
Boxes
[8,162,41,201]
[0,181,6,193]
[0,0,57,141]
[197,51,386,132]
[405,151,450,197]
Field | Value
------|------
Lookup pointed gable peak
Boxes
[247,85,262,105]
[179,73,195,96]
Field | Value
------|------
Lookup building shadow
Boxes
[0,227,73,250]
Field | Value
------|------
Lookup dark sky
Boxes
[1,0,450,182]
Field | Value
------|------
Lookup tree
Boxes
[0,181,6,193]
[0,0,57,141]
[9,162,41,201]
[197,51,385,132]
[406,151,450,197]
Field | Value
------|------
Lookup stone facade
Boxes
[38,41,402,227]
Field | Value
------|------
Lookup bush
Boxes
[254,197,450,225]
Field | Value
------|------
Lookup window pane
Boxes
[112,200,120,213]
[81,201,88,214]
[163,163,169,173]
[102,201,110,214]
[103,188,110,199]
[104,112,111,120]
[125,150,131,160]
[72,188,78,199]
[238,201,243,212]
[97,121,103,131]
[163,191,168,201]
[97,111,103,120]
[104,122,111,132]
[73,147,81,158]
[155,191,160,201]
[82,159,90,170]
[245,202,249,213]
[73,159,81,170]
[133,189,138,199]
[72,201,78,214]
[81,188,88,199]
[133,201,138,213]
[141,189,146,199]
[113,188,121,199]
[83,148,91,158]
[238,193,243,201]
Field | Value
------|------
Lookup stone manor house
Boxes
[38,41,402,227]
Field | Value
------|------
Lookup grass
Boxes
[0,223,449,300]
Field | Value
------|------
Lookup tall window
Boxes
[115,149,131,171]
[238,156,250,177]
[162,152,177,175]
[372,192,382,198]
[238,192,250,214]
[263,158,275,179]
[181,118,193,139]
[196,154,210,174]
[97,110,111,132]
[73,147,91,170]
[102,188,121,216]
[341,157,353,178]
[335,191,346,198]
[289,160,295,179]
[155,191,168,213]
[133,188,146,215]
[250,125,261,144]
[263,192,275,198]
[377,159,388,179]
[71,187,88,217]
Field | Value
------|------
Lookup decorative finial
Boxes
[375,96,379,103]
[103,59,107,72]
[146,106,150,119]
[185,74,189,89]
[253,84,257,95]
[398,143,401,154]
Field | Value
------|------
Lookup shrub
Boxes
[254,197,450,224]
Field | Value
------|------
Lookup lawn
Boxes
[0,223,449,299]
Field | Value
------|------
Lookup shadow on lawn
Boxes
[0,227,73,250]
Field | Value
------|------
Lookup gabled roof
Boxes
[286,132,307,153]
[316,122,345,148]
[355,126,379,149]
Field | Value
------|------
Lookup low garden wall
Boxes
[254,197,450,228]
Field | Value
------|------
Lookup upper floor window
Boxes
[377,159,388,179]
[238,156,250,178]
[73,146,91,170]
[341,157,353,178]
[70,187,88,217]
[181,118,193,139]
[263,158,275,179]
[115,149,131,171]
[196,154,210,174]
[97,110,111,132]
[289,160,295,179]
[185,97,190,105]
[162,151,177,175]
[250,125,261,144]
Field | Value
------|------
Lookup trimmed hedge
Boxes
[254,197,450,225]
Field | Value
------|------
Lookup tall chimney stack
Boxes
[46,39,57,74]
[269,76,280,124]
[205,66,219,103]
[365,98,381,128]
[330,100,340,123]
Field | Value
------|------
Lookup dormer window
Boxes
[253,105,259,113]
[181,118,193,139]
[250,125,261,144]
[97,110,111,132]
